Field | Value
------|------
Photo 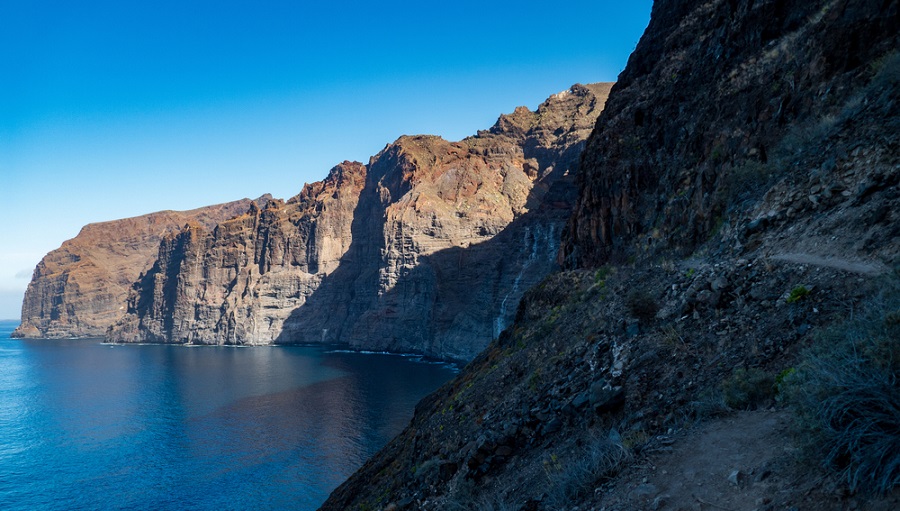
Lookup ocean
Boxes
[0,321,455,510]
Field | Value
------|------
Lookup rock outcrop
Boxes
[107,83,613,360]
[320,0,899,509]
[561,0,899,268]
[12,198,267,338]
[108,162,367,345]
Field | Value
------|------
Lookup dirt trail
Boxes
[597,410,899,511]
[771,253,889,275]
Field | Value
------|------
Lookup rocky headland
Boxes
[13,197,269,338]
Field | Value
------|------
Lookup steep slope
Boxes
[109,83,613,359]
[12,197,266,338]
[320,0,899,509]
[561,0,899,268]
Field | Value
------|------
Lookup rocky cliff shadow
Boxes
[273,159,390,348]
[274,168,575,362]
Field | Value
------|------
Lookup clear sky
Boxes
[0,0,653,319]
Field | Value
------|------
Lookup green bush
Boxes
[626,289,658,322]
[786,285,811,304]
[721,367,776,409]
[786,280,900,493]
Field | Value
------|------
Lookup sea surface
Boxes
[0,320,456,510]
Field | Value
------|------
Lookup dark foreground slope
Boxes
[321,0,899,509]
[562,0,899,267]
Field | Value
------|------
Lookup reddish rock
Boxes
[13,197,268,338]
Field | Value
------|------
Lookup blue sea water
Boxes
[0,321,456,510]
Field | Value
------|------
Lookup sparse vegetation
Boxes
[718,160,775,209]
[690,388,730,420]
[625,289,658,322]
[543,436,630,509]
[870,50,900,87]
[786,279,900,493]
[528,368,543,391]
[786,285,810,304]
[594,265,612,284]
[710,143,727,164]
[721,367,776,410]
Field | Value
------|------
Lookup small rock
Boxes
[571,392,589,410]
[749,285,767,300]
[541,418,562,436]
[711,276,728,292]
[728,469,743,486]
[755,469,773,482]
[857,180,877,200]
[696,289,712,303]
[608,428,622,444]
[590,381,625,414]
[633,483,658,496]
[626,321,641,337]
[651,495,669,510]
[746,218,766,234]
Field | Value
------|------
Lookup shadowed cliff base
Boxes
[274,164,575,362]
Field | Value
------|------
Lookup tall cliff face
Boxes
[562,0,899,268]
[108,83,613,359]
[108,162,366,345]
[12,198,266,338]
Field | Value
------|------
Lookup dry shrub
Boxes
[786,278,900,493]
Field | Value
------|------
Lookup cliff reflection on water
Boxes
[0,332,455,510]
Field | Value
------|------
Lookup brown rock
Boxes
[13,197,267,338]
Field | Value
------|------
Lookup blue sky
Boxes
[0,1,652,319]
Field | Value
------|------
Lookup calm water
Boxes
[0,321,456,510]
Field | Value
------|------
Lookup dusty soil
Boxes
[595,411,900,511]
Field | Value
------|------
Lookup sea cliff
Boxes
[97,83,610,361]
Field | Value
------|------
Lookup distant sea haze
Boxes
[0,334,455,510]
[0,320,17,339]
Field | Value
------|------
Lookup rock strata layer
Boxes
[106,83,613,360]
[13,198,268,338]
